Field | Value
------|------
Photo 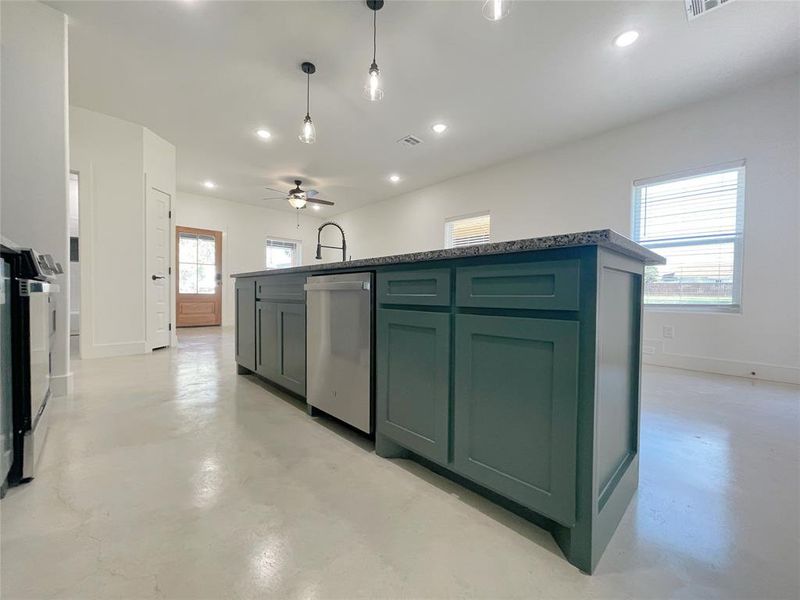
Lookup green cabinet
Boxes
[256,300,306,396]
[256,301,279,380]
[455,260,580,311]
[377,269,451,306]
[376,309,450,464]
[237,245,648,573]
[235,279,256,371]
[453,314,579,526]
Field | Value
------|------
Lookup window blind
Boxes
[265,239,299,269]
[633,162,745,309]
[445,214,491,249]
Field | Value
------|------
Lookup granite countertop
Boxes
[231,229,665,278]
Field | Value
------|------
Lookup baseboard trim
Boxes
[642,341,799,385]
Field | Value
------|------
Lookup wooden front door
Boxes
[176,226,222,327]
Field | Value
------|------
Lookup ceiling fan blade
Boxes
[306,197,335,206]
[306,189,319,197]
[264,186,287,194]
[261,196,287,201]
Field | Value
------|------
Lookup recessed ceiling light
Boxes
[389,174,401,183]
[432,123,448,134]
[203,181,216,189]
[256,129,271,140]
[613,30,640,48]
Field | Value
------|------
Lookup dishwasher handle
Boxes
[304,280,370,292]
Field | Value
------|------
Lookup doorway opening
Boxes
[176,226,222,327]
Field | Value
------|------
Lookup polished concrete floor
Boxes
[2,327,798,599]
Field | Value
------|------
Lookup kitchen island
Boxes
[232,229,664,573]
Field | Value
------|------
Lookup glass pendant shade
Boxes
[288,194,307,209]
[362,63,384,102]
[482,0,512,21]
[299,114,316,144]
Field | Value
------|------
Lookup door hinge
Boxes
[168,210,172,219]
[169,323,172,331]
[168,266,172,275]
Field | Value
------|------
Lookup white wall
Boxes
[70,106,176,358]
[68,173,80,335]
[335,75,800,384]
[1,1,71,395]
[143,127,178,347]
[175,192,326,326]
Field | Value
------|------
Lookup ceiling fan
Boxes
[263,180,334,210]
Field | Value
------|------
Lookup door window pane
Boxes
[179,231,217,295]
[179,235,197,263]
[179,263,198,294]
[197,235,216,265]
[198,265,216,294]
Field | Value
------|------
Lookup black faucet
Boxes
[315,222,347,262]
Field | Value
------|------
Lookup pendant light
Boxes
[363,0,384,102]
[299,62,317,144]
[482,0,512,21]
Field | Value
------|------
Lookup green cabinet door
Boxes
[376,309,450,464]
[235,279,256,371]
[256,301,279,380]
[274,302,306,397]
[256,301,306,396]
[453,314,579,526]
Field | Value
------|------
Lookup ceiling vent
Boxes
[397,134,423,148]
[685,0,734,20]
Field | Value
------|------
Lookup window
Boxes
[265,238,300,269]
[445,213,491,249]
[179,231,217,294]
[633,161,745,310]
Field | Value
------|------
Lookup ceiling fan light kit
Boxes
[263,180,334,213]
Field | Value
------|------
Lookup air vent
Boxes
[685,0,734,20]
[397,134,423,148]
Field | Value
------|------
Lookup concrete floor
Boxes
[2,327,798,599]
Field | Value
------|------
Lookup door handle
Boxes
[151,274,166,280]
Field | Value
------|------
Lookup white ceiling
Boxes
[54,0,799,215]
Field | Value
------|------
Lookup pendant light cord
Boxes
[306,72,310,117]
[372,9,377,63]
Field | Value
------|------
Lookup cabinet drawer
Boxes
[257,275,306,302]
[377,269,451,306]
[455,260,579,311]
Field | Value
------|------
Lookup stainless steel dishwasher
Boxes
[305,272,373,434]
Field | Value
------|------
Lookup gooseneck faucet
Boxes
[315,222,347,262]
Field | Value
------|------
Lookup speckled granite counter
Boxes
[231,229,663,278]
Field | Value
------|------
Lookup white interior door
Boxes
[146,185,171,350]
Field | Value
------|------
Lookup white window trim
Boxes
[632,160,746,314]
[444,211,491,249]
[265,237,302,270]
